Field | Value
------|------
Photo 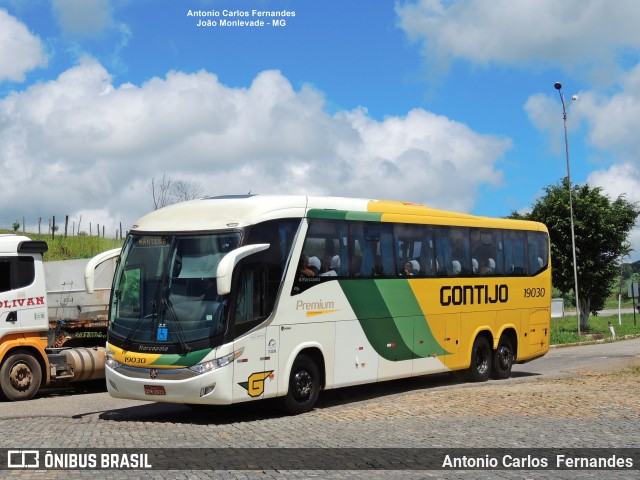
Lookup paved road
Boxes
[0,338,638,479]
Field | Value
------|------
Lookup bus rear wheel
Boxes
[467,336,492,382]
[281,354,320,415]
[0,351,42,401]
[491,338,514,380]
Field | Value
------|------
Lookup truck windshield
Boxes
[109,233,241,351]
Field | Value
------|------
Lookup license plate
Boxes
[144,385,166,395]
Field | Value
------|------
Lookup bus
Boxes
[88,195,550,414]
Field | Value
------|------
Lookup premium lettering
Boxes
[296,299,335,311]
[440,285,508,306]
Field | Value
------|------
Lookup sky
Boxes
[1,0,640,260]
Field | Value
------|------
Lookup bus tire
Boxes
[281,354,320,415]
[466,336,492,382]
[0,351,42,401]
[491,338,514,380]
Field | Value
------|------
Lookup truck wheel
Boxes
[0,352,42,401]
[466,336,492,382]
[280,354,320,415]
[491,338,514,380]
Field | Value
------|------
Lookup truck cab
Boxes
[0,235,109,401]
[0,235,50,400]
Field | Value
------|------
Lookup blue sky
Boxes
[1,0,639,260]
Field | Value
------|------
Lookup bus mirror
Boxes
[84,248,121,294]
[216,244,270,295]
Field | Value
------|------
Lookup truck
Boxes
[0,234,117,401]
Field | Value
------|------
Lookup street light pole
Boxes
[554,82,581,335]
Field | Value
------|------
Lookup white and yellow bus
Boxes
[90,195,550,414]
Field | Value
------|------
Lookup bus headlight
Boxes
[105,350,121,369]
[188,348,244,374]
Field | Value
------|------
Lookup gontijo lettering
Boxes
[440,285,508,306]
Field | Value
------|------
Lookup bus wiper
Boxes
[122,298,157,351]
[161,297,191,355]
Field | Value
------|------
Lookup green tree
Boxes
[512,178,640,330]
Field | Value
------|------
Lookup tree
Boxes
[512,178,640,330]
[148,173,174,210]
[618,242,633,299]
[172,179,204,203]
[148,173,204,209]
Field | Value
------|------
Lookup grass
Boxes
[1,229,123,261]
[551,312,640,345]
[603,297,636,309]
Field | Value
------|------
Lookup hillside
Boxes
[1,230,123,261]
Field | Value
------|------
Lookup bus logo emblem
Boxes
[239,371,274,397]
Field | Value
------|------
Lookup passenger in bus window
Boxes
[298,255,316,279]
[480,258,495,275]
[319,255,331,275]
[451,260,462,276]
[320,255,339,277]
[409,260,420,275]
[308,256,321,276]
[400,262,413,276]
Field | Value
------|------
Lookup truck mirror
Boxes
[216,244,269,295]
[84,248,121,294]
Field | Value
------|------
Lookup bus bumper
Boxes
[105,363,234,405]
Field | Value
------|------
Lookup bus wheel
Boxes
[0,351,42,401]
[491,338,514,380]
[467,336,492,382]
[281,354,320,415]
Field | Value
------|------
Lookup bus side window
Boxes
[434,228,451,276]
[233,264,267,338]
[527,231,549,274]
[504,230,527,275]
[292,219,348,294]
[394,224,433,276]
[352,222,394,277]
[471,229,500,276]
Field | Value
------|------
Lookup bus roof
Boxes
[130,195,546,233]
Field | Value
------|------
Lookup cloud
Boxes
[0,9,47,82]
[396,0,640,81]
[52,0,114,38]
[587,163,640,205]
[579,64,640,158]
[587,163,640,261]
[0,58,510,235]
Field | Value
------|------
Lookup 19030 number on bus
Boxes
[524,287,546,298]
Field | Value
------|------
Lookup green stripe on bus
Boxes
[307,209,383,222]
[375,280,449,358]
[338,280,415,361]
[307,209,348,220]
[151,348,211,367]
[344,211,383,222]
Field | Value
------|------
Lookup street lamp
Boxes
[554,82,581,335]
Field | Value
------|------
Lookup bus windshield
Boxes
[109,233,241,351]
